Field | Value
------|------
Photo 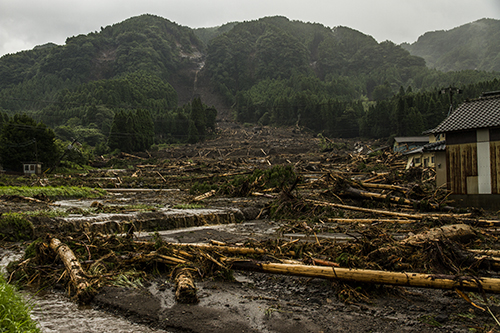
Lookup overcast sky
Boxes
[1,0,499,57]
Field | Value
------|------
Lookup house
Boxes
[397,134,444,173]
[423,140,446,188]
[393,136,429,154]
[430,91,500,208]
[23,162,42,175]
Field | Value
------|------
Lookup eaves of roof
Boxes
[431,95,500,133]
[394,136,429,143]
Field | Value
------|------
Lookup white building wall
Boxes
[476,129,492,194]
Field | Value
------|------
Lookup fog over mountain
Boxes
[1,0,499,57]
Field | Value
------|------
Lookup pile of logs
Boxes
[34,220,500,306]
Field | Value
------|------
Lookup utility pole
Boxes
[440,86,463,116]
[33,138,38,163]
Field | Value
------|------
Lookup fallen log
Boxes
[167,242,296,256]
[324,218,413,224]
[362,173,390,183]
[469,249,500,257]
[193,190,216,202]
[308,258,340,267]
[344,186,446,210]
[174,267,199,304]
[304,198,423,219]
[305,199,471,220]
[251,192,277,199]
[120,152,146,160]
[156,171,167,183]
[344,186,414,206]
[228,260,500,293]
[461,219,500,228]
[49,238,92,303]
[360,182,409,193]
[401,224,475,246]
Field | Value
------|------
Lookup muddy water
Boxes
[1,249,170,333]
[29,291,170,333]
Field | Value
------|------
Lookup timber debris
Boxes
[4,127,500,314]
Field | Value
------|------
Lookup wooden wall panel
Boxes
[491,141,500,194]
[446,143,477,194]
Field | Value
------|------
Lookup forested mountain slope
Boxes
[0,14,499,157]
[199,16,427,100]
[401,18,500,72]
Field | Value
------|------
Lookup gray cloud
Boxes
[1,0,499,57]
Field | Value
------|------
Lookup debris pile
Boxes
[4,127,500,330]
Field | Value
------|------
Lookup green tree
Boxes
[190,97,206,141]
[0,114,59,172]
[108,109,154,152]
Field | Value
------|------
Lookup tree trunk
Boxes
[305,199,471,220]
[325,218,413,224]
[344,186,414,206]
[228,260,500,293]
[174,268,199,304]
[401,224,475,246]
[49,238,92,303]
[305,198,423,219]
[166,242,297,256]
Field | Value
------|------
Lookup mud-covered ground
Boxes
[2,124,500,332]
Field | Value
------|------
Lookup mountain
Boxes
[0,14,499,150]
[401,18,500,72]
[198,16,427,100]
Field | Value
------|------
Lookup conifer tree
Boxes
[0,114,59,172]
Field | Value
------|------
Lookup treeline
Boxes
[360,78,500,138]
[0,114,59,172]
[106,97,216,153]
[0,99,216,172]
[33,72,216,153]
[233,73,500,138]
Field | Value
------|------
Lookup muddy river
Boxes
[29,291,170,333]
[1,249,169,333]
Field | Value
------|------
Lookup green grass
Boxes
[20,209,70,218]
[0,186,106,199]
[0,213,34,241]
[0,275,41,332]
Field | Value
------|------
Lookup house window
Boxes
[414,157,421,165]
[30,165,35,171]
[431,156,435,163]
[24,165,30,171]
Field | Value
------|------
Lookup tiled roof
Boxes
[401,146,423,156]
[423,140,446,152]
[431,94,500,133]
